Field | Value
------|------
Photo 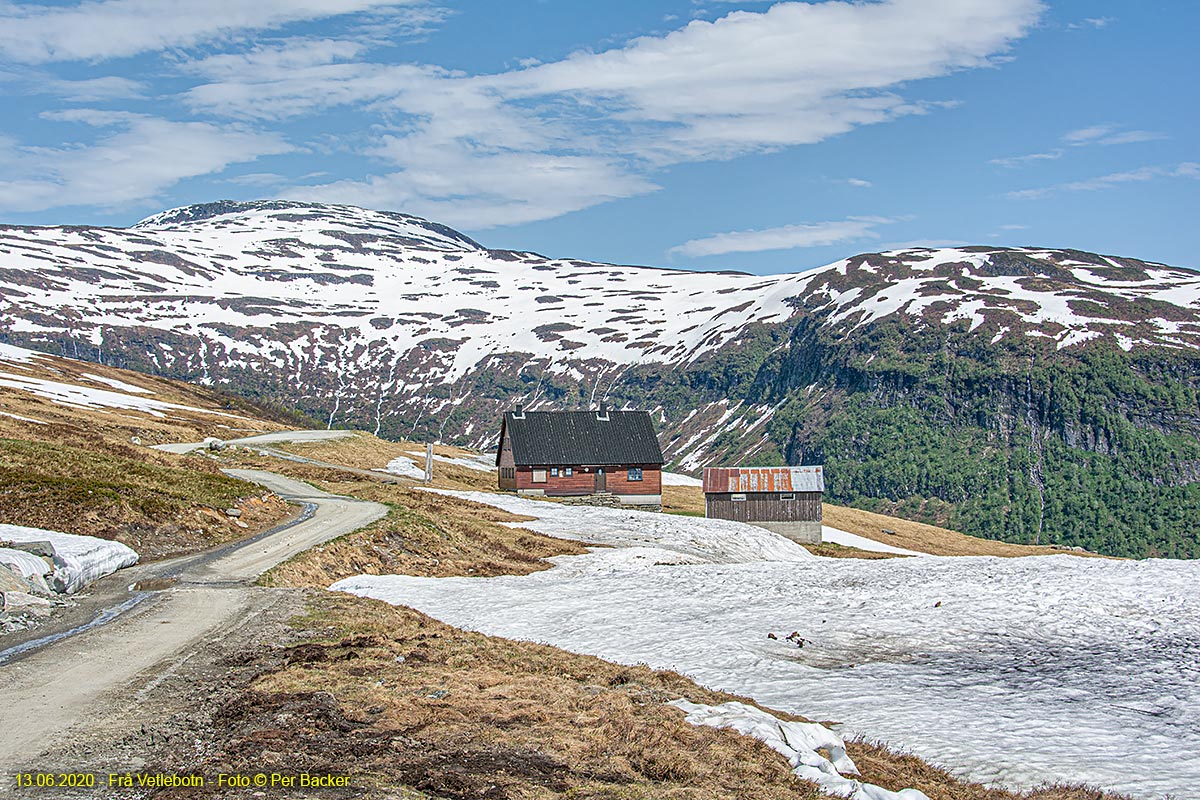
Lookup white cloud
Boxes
[1063,124,1164,146]
[846,178,873,187]
[492,0,1043,164]
[1096,130,1166,146]
[40,75,147,101]
[1062,124,1114,144]
[668,217,895,258]
[0,0,436,63]
[989,149,1062,168]
[1068,17,1113,30]
[0,112,292,212]
[1007,162,1199,200]
[993,123,1167,170]
[288,150,659,229]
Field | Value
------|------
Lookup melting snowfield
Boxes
[335,494,1200,799]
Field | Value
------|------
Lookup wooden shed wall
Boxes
[705,492,823,523]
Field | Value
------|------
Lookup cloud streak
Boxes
[1007,162,1199,200]
[0,0,437,63]
[669,217,895,257]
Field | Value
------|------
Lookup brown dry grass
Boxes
[820,504,1098,558]
[847,739,1132,800]
[269,432,497,492]
[661,485,705,516]
[803,542,900,560]
[264,487,588,587]
[174,591,822,800]
[198,441,1129,800]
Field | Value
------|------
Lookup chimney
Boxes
[597,401,609,421]
[513,404,525,419]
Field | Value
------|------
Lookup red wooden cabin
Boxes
[495,404,663,507]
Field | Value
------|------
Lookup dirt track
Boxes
[0,470,386,792]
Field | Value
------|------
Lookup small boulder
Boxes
[8,540,56,559]
[0,565,30,594]
[2,591,52,615]
[225,508,242,518]
[203,437,227,452]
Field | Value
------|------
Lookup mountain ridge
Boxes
[2,201,1198,556]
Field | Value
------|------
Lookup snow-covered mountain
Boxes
[2,201,1198,556]
[2,201,1197,382]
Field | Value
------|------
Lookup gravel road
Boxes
[0,470,386,788]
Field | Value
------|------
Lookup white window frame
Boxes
[532,469,547,483]
[550,467,559,477]
[781,493,795,501]
[565,467,573,477]
[627,467,643,481]
[731,493,747,502]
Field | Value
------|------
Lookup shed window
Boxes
[731,493,746,502]
[532,469,547,483]
[781,493,795,501]
[628,467,643,481]
[550,467,559,477]
[565,467,573,476]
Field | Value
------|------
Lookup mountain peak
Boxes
[133,200,485,252]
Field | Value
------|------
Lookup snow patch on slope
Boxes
[0,369,242,420]
[423,489,814,563]
[671,700,929,800]
[335,493,1200,798]
[1,523,138,594]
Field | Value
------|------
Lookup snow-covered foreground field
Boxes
[335,494,1200,799]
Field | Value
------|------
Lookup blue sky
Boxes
[0,0,1195,275]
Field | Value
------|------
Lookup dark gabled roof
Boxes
[500,410,664,467]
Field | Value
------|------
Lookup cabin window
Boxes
[565,467,573,476]
[627,467,643,481]
[532,469,547,483]
[781,493,795,501]
[550,467,559,477]
[731,493,746,502]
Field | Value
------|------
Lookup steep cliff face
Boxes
[2,202,1198,556]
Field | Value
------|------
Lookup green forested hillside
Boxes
[755,319,1200,558]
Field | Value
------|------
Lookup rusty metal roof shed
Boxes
[702,466,825,494]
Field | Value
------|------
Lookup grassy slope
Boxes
[0,349,295,559]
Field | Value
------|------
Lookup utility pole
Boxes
[424,442,433,484]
